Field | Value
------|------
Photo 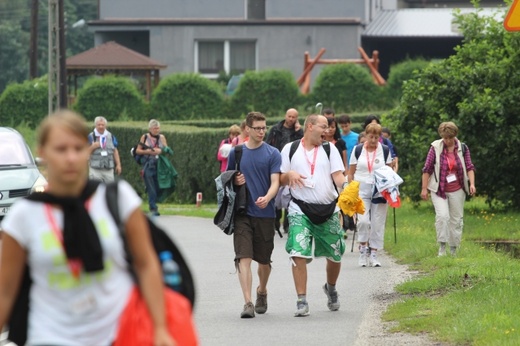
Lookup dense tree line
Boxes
[0,0,97,93]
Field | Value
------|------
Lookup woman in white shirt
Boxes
[0,110,174,346]
[348,123,392,268]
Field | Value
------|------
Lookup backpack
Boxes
[105,182,196,307]
[354,143,390,162]
[131,134,161,165]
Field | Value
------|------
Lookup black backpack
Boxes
[105,182,196,307]
[354,142,390,162]
[130,134,160,165]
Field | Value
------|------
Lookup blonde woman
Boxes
[421,121,476,256]
[0,111,174,346]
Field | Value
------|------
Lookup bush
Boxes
[387,8,520,209]
[385,58,431,104]
[151,73,225,120]
[0,77,48,128]
[311,64,379,112]
[74,76,146,121]
[229,69,300,117]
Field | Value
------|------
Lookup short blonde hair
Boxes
[365,123,382,136]
[438,122,458,138]
[229,124,241,136]
[38,110,89,147]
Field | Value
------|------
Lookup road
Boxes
[155,215,408,346]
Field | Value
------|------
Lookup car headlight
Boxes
[31,175,48,193]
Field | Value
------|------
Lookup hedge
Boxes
[74,76,146,121]
[0,77,48,128]
[151,73,225,120]
[385,58,431,104]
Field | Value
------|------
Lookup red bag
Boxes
[114,286,198,346]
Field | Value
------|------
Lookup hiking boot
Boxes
[438,242,446,257]
[370,251,381,267]
[322,284,340,311]
[255,289,268,314]
[294,299,310,317]
[240,302,255,318]
[358,246,368,267]
[450,246,457,256]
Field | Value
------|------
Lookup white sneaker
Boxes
[370,252,381,267]
[358,247,368,267]
[438,243,447,257]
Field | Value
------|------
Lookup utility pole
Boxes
[48,0,67,113]
[30,0,38,79]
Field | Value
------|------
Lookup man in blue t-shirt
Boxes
[337,114,359,169]
[226,111,281,319]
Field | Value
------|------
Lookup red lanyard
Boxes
[44,200,92,279]
[447,154,455,172]
[365,144,377,173]
[301,139,318,176]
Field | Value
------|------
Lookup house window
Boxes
[196,40,256,77]
[247,0,265,20]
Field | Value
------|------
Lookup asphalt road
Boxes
[155,215,403,346]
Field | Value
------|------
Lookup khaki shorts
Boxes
[233,215,275,265]
[285,213,345,263]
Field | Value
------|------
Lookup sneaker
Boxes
[294,299,310,317]
[322,284,340,311]
[150,210,160,216]
[240,302,255,318]
[370,252,381,267]
[255,289,268,314]
[438,243,446,257]
[358,247,368,267]
[450,246,457,256]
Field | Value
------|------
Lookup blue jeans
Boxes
[143,160,159,211]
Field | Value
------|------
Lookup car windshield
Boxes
[0,131,33,166]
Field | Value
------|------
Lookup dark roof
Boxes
[66,41,166,70]
[363,8,505,38]
[88,18,361,26]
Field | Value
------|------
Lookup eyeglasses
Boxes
[316,124,330,130]
[249,126,269,132]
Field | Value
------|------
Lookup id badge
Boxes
[100,150,108,156]
[446,174,457,183]
[302,177,315,189]
[69,291,97,316]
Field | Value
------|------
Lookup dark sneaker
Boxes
[150,210,160,216]
[323,284,340,311]
[294,299,310,317]
[255,289,268,314]
[240,302,255,318]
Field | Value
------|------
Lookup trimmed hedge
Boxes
[0,77,48,128]
[74,76,146,121]
[151,73,225,120]
[311,64,379,112]
[230,69,300,117]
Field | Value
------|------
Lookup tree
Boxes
[387,6,520,209]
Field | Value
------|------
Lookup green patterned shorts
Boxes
[285,213,345,262]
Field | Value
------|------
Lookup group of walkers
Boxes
[217,108,476,318]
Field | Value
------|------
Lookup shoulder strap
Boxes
[382,144,389,162]
[322,141,331,160]
[234,144,243,171]
[461,142,468,155]
[354,143,363,160]
[289,140,300,161]
[91,131,97,142]
[105,182,133,266]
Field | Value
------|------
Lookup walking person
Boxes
[421,121,476,256]
[0,110,174,346]
[266,108,303,233]
[88,116,122,182]
[348,123,393,267]
[217,124,241,172]
[136,119,168,216]
[226,112,281,318]
[280,114,347,317]
[337,114,359,168]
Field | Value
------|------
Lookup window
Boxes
[196,40,256,77]
[247,0,265,20]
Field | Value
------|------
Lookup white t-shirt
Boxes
[1,181,141,346]
[281,141,344,214]
[349,143,393,199]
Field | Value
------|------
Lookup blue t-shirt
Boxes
[341,131,359,167]
[227,143,281,218]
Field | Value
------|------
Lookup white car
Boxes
[0,127,47,223]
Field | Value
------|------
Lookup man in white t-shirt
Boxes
[280,114,347,317]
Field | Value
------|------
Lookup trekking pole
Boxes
[350,216,357,252]
[393,207,397,244]
[315,102,323,114]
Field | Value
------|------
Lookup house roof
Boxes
[66,41,166,70]
[363,8,506,38]
[88,18,361,26]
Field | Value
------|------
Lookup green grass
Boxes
[143,203,217,219]
[382,197,520,345]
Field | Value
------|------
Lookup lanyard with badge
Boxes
[301,139,317,188]
[446,153,457,183]
[365,144,377,184]
[99,136,108,156]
